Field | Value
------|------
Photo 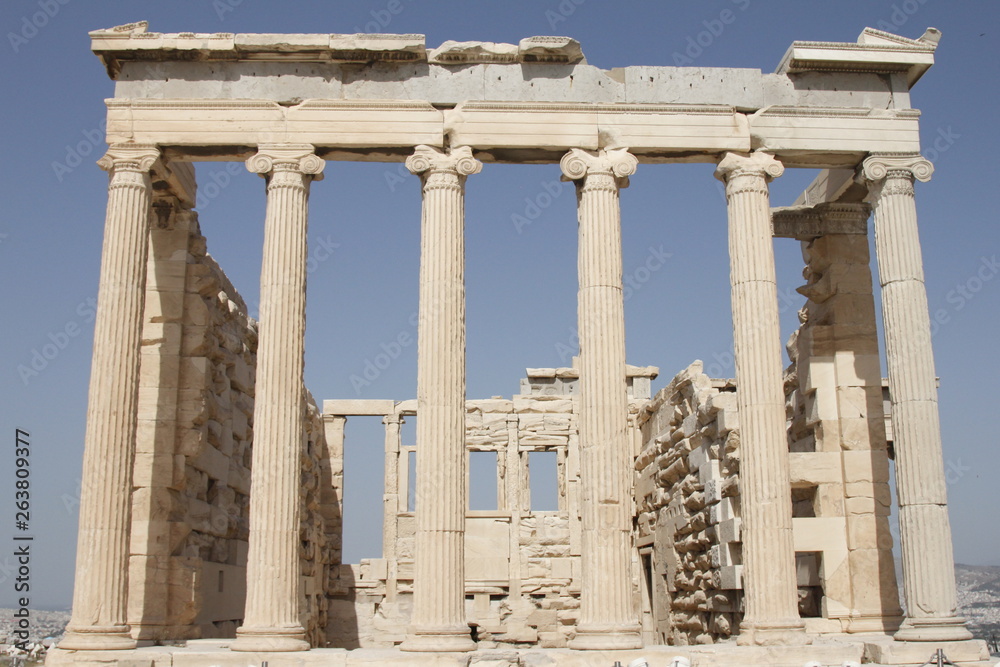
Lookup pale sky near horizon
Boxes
[1,0,998,610]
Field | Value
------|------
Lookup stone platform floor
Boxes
[44,636,997,667]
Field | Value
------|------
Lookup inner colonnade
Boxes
[48,22,988,665]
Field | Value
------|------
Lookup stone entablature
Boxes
[93,24,929,167]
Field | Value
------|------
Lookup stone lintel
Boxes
[524,365,659,380]
[772,202,870,240]
[793,168,869,206]
[322,399,396,416]
[105,98,922,167]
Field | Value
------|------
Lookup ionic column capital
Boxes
[246,144,325,180]
[861,153,934,185]
[97,144,160,174]
[714,151,784,186]
[406,145,482,181]
[560,147,637,188]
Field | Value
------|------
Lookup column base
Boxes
[894,615,974,642]
[57,625,137,650]
[400,626,476,652]
[230,625,309,652]
[846,614,904,634]
[737,619,811,646]
[568,623,643,650]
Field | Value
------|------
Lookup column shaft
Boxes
[401,146,480,653]
[561,148,642,650]
[505,415,522,598]
[60,145,159,651]
[233,145,324,653]
[863,155,972,642]
[715,152,807,646]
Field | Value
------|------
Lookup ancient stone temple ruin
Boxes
[48,21,996,667]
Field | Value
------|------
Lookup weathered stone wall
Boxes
[325,367,655,649]
[129,209,334,643]
[629,231,902,645]
[301,398,336,646]
[784,232,902,632]
[635,362,742,646]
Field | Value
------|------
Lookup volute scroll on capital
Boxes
[860,153,934,184]
[559,148,638,187]
[246,144,326,180]
[405,145,482,178]
[714,151,785,184]
[97,143,160,174]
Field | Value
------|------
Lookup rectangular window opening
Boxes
[795,551,824,618]
[791,485,818,518]
[528,450,559,512]
[468,451,499,511]
[407,449,417,512]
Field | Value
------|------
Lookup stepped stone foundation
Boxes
[49,21,995,667]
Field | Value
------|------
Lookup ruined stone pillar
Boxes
[561,147,642,650]
[505,414,523,598]
[59,144,160,651]
[321,415,346,569]
[862,154,972,642]
[715,151,808,646]
[383,412,403,601]
[232,145,324,653]
[401,145,481,653]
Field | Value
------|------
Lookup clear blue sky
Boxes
[1,0,997,610]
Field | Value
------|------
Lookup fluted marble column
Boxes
[232,145,324,653]
[862,154,972,642]
[715,152,808,646]
[561,148,642,650]
[401,145,481,653]
[60,144,159,651]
